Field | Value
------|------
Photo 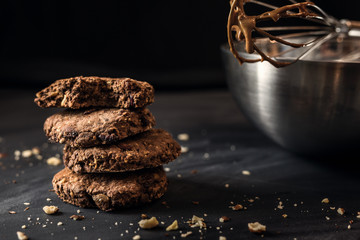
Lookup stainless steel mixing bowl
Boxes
[221,35,360,155]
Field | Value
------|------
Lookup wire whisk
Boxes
[227,0,360,67]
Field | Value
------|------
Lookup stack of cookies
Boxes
[35,76,181,211]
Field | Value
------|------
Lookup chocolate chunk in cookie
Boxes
[35,76,154,109]
[52,167,167,211]
[63,129,181,173]
[44,108,155,147]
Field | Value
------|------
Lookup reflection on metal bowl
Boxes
[221,35,360,155]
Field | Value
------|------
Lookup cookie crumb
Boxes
[24,207,30,212]
[219,216,230,222]
[141,214,148,219]
[164,167,171,172]
[166,220,178,231]
[138,217,159,229]
[219,237,227,240]
[57,222,63,226]
[181,231,192,238]
[77,210,81,214]
[22,150,33,158]
[337,208,345,215]
[70,215,85,221]
[16,231,28,240]
[242,170,251,176]
[43,206,59,215]
[248,222,266,233]
[330,207,336,210]
[177,133,189,141]
[348,225,351,230]
[181,146,189,153]
[21,225,27,229]
[321,198,329,204]
[47,157,62,166]
[32,147,41,155]
[282,214,288,218]
[230,204,243,211]
[132,235,141,240]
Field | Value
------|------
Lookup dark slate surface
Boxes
[0,89,359,240]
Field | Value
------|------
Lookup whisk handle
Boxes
[343,20,360,29]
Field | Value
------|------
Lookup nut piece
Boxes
[166,220,178,231]
[70,215,85,221]
[43,205,59,215]
[248,222,266,233]
[337,208,345,215]
[188,215,206,229]
[138,216,159,229]
[321,198,330,204]
[181,231,192,238]
[46,157,62,166]
[132,235,141,240]
[177,133,189,141]
[17,231,28,240]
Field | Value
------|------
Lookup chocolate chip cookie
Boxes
[52,167,167,211]
[35,76,154,109]
[63,129,181,173]
[44,108,155,148]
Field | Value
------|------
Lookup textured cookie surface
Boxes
[34,76,154,109]
[44,108,155,147]
[63,129,181,173]
[52,167,167,211]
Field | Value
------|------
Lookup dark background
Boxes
[0,0,358,90]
